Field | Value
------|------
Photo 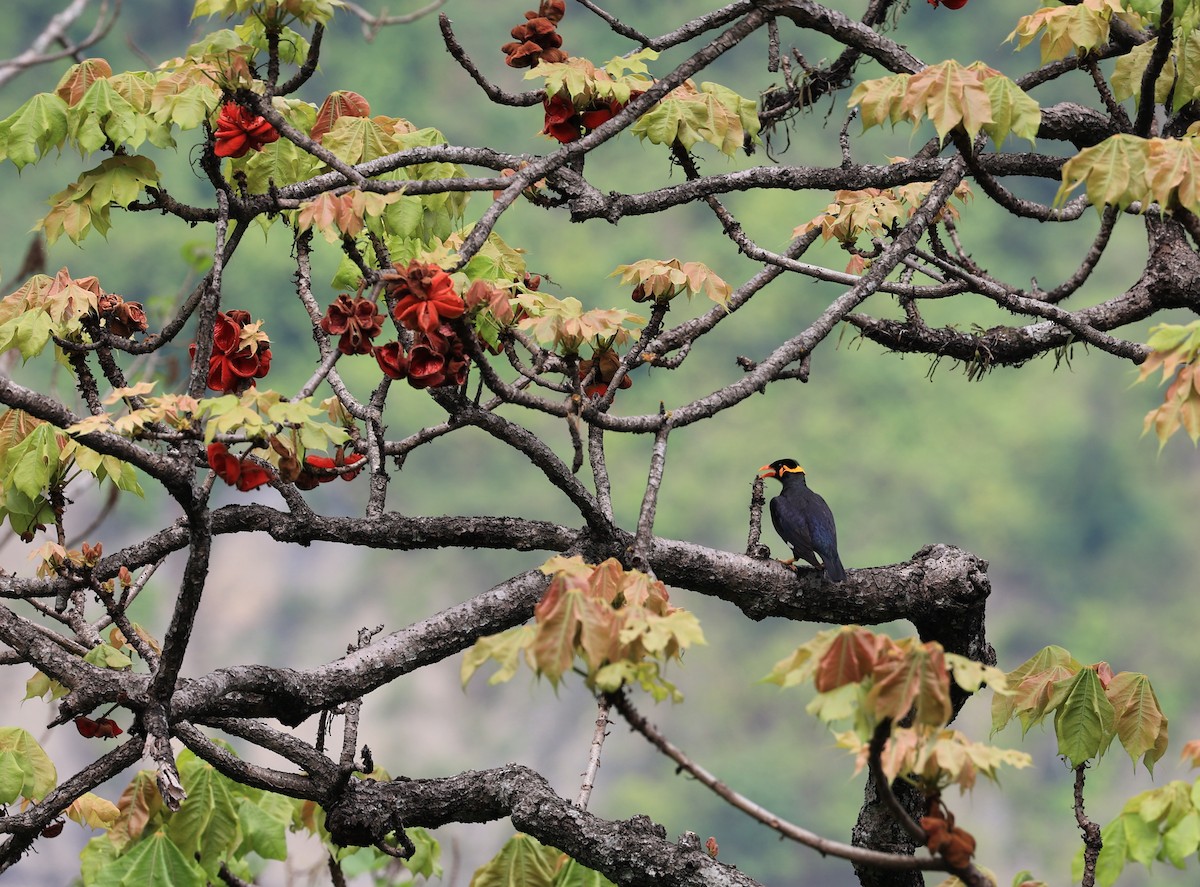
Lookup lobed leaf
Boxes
[0,727,57,803]
[1053,667,1116,767]
[1106,671,1169,773]
[0,93,69,169]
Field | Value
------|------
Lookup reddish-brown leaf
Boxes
[815,627,883,693]
[311,90,371,141]
[55,58,113,106]
[867,641,953,726]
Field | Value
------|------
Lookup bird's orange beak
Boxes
[757,464,776,478]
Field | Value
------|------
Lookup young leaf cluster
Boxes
[764,626,1025,792]
[462,556,705,701]
[849,60,1041,148]
[991,645,1168,772]
[471,833,615,887]
[1135,321,1200,447]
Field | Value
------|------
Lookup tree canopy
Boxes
[0,1,1198,886]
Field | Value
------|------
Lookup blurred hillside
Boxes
[1,2,1199,886]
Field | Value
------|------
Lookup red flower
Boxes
[407,327,469,389]
[213,101,280,158]
[407,342,449,389]
[543,93,582,144]
[579,98,625,132]
[321,294,385,355]
[207,442,241,485]
[927,0,968,7]
[295,450,365,489]
[234,462,274,492]
[190,309,272,394]
[207,443,274,492]
[386,261,464,344]
[542,93,636,144]
[75,716,123,739]
[373,341,410,380]
[212,310,243,352]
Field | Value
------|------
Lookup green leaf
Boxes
[403,827,443,879]
[1163,810,1200,866]
[0,727,57,801]
[91,830,207,887]
[241,136,321,195]
[80,155,160,207]
[0,93,69,169]
[68,77,148,153]
[84,643,134,670]
[166,754,242,877]
[0,309,55,361]
[1057,134,1151,211]
[469,833,559,887]
[1053,668,1116,767]
[0,752,29,804]
[462,625,535,687]
[1106,671,1168,773]
[553,856,617,887]
[4,423,60,498]
[848,74,911,130]
[236,792,291,861]
[80,832,122,885]
[25,670,68,701]
[1174,29,1200,110]
[630,80,757,156]
[805,681,863,724]
[981,74,1041,148]
[1094,817,1129,887]
[1123,809,1163,867]
[1112,38,1175,104]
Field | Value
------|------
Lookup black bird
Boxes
[758,458,846,582]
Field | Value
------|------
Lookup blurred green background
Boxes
[1,2,1198,885]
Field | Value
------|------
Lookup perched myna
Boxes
[758,458,846,582]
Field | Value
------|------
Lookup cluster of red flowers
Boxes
[320,293,385,355]
[190,309,272,394]
[213,101,280,158]
[374,261,470,389]
[501,0,567,68]
[75,715,122,739]
[95,291,148,338]
[295,449,366,490]
[542,92,636,144]
[207,442,274,492]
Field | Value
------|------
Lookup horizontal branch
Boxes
[323,763,765,887]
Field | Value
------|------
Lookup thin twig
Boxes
[608,691,945,873]
[576,696,611,811]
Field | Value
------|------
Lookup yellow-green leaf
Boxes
[0,727,57,802]
[981,74,1041,148]
[1058,134,1152,211]
[1053,668,1116,767]
[1106,671,1168,773]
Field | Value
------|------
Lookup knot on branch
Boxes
[1144,215,1200,310]
[324,778,413,857]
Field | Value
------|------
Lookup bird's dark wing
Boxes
[769,494,820,569]
[802,490,846,582]
[804,492,838,559]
